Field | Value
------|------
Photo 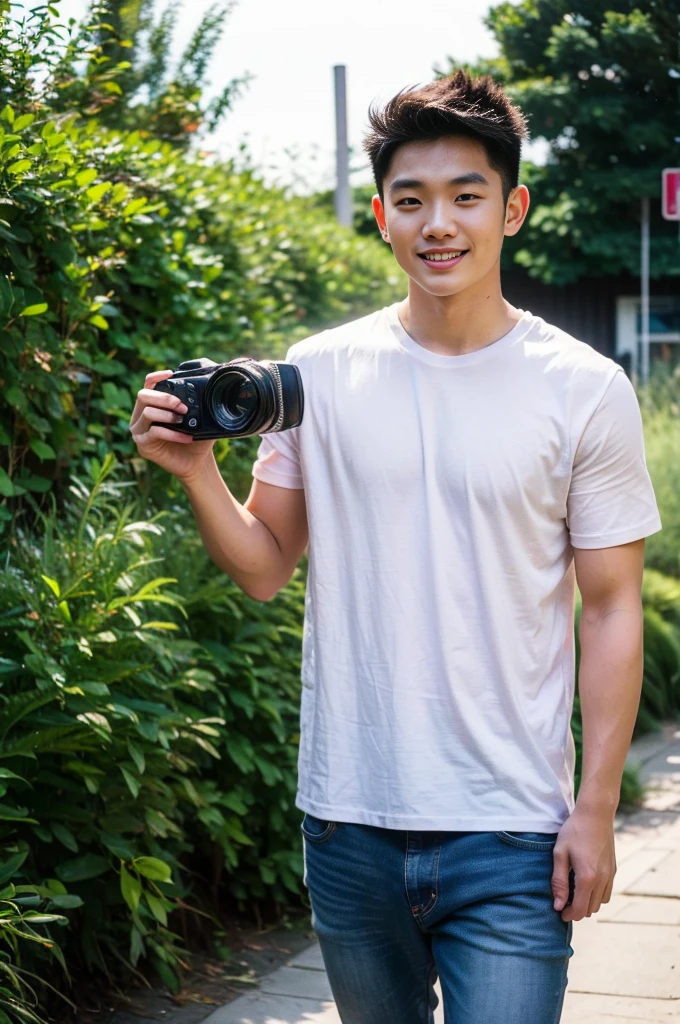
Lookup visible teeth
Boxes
[423,252,463,261]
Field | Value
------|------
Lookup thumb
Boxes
[551,847,571,911]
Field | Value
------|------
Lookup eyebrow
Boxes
[388,172,490,194]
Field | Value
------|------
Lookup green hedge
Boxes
[0,455,306,997]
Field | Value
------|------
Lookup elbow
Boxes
[243,581,282,603]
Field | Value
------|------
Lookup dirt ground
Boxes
[70,911,316,1024]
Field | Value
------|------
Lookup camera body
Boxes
[152,357,304,440]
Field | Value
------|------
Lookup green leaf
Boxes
[88,314,109,330]
[76,168,97,187]
[13,114,35,131]
[145,891,168,925]
[19,303,48,317]
[7,160,31,176]
[40,574,60,598]
[30,439,56,461]
[127,740,145,774]
[99,832,135,860]
[120,765,140,798]
[55,854,110,882]
[0,850,29,887]
[153,957,180,994]
[51,823,78,853]
[0,105,15,124]
[0,467,15,497]
[85,182,112,203]
[18,474,52,493]
[130,923,144,966]
[120,864,142,912]
[0,804,37,822]
[44,132,66,149]
[132,856,172,883]
[49,893,84,909]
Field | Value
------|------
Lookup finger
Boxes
[551,851,571,911]
[131,370,175,421]
[144,369,174,385]
[133,407,185,433]
[602,877,614,903]
[588,880,609,917]
[563,871,595,922]
[135,424,195,446]
[130,388,189,429]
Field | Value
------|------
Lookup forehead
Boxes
[385,136,499,186]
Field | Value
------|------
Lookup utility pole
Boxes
[640,195,650,386]
[333,65,352,228]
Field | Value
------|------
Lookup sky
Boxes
[16,0,547,192]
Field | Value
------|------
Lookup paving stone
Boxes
[612,847,669,893]
[561,991,679,1022]
[626,724,680,767]
[200,991,341,1024]
[646,814,680,850]
[568,918,680,999]
[624,850,680,898]
[286,945,326,971]
[594,893,680,926]
[259,967,334,1001]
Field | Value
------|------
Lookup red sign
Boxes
[662,168,680,220]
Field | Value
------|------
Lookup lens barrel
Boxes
[205,363,277,434]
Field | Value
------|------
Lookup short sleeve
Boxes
[566,369,662,549]
[251,428,303,489]
[251,344,304,490]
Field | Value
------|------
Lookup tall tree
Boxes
[440,1,680,284]
[45,0,250,149]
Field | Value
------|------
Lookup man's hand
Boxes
[130,369,216,482]
[552,807,616,922]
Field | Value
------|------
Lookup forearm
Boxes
[575,601,644,818]
[181,455,285,600]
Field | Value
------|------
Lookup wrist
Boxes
[574,787,620,820]
[178,452,219,491]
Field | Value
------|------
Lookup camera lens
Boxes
[222,376,257,418]
[207,370,260,432]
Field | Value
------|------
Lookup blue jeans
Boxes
[301,814,574,1023]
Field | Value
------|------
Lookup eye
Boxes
[395,197,420,206]
[456,193,480,202]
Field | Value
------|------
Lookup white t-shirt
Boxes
[251,303,662,832]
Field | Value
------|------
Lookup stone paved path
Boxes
[202,721,680,1023]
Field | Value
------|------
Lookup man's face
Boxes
[372,136,528,299]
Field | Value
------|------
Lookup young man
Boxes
[130,71,662,1023]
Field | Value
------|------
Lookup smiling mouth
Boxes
[417,250,468,266]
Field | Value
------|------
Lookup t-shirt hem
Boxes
[251,465,304,489]
[569,515,663,549]
[296,798,567,832]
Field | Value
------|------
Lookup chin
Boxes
[416,275,468,298]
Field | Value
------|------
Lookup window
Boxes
[616,296,680,376]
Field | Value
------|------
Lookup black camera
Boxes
[152,357,304,440]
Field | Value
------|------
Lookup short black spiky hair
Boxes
[363,69,529,204]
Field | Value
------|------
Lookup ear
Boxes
[504,184,530,238]
[372,194,390,242]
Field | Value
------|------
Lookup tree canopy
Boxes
[441,1,680,284]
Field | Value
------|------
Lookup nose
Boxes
[422,201,460,241]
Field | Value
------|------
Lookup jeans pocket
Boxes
[494,831,558,850]
[301,812,337,844]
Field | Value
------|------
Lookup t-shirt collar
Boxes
[386,302,535,368]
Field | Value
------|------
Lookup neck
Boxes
[399,265,523,357]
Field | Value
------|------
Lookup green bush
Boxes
[573,567,680,808]
[0,8,403,520]
[0,454,306,998]
[639,365,680,577]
